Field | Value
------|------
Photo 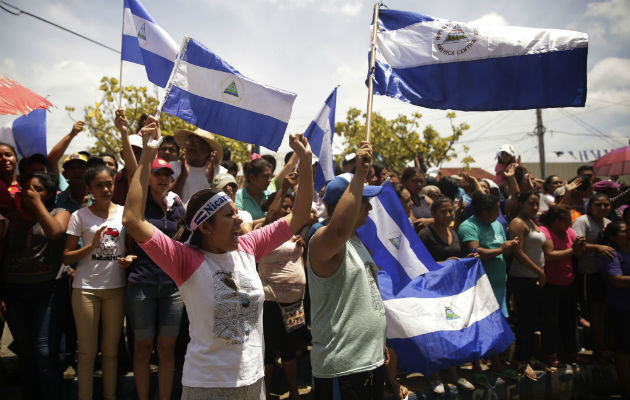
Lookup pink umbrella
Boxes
[0,75,53,115]
[594,145,630,176]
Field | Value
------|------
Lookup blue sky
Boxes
[1,0,628,171]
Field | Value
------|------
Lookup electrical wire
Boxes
[559,109,622,147]
[548,130,627,140]
[0,1,120,54]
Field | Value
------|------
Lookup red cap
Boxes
[151,158,173,174]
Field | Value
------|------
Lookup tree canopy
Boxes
[66,76,251,163]
[335,108,473,173]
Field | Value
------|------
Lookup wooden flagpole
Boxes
[365,3,380,143]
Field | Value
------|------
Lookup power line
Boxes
[463,111,514,142]
[549,130,627,140]
[559,109,622,147]
[0,1,120,54]
[587,97,630,107]
[458,130,530,143]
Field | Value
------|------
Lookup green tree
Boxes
[334,108,473,173]
[66,76,251,163]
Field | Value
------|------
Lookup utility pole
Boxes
[536,108,546,178]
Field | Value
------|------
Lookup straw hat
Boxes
[174,128,223,164]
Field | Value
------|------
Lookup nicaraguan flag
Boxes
[161,37,297,151]
[357,181,514,374]
[122,0,178,87]
[357,181,441,293]
[0,109,47,159]
[371,8,588,110]
[304,88,337,191]
[380,258,515,376]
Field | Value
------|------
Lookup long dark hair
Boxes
[0,142,17,157]
[543,175,561,194]
[435,177,459,201]
[401,167,422,184]
[85,164,115,186]
[21,171,57,211]
[471,192,499,216]
[243,158,271,184]
[540,205,572,227]
[586,193,610,216]
[516,191,540,214]
[172,188,223,246]
[430,196,453,213]
[599,220,625,248]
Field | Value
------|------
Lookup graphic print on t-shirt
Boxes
[212,270,258,345]
[93,227,120,261]
[364,261,385,317]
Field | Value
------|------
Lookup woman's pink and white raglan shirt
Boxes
[138,218,293,388]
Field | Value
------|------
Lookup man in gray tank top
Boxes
[308,142,388,400]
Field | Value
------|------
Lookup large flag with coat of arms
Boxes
[371,8,588,111]
[357,181,514,376]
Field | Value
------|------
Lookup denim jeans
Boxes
[2,279,63,400]
[125,282,184,340]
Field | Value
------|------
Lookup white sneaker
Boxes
[456,377,475,391]
[429,379,445,394]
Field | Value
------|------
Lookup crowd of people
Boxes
[0,112,628,400]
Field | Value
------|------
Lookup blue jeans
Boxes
[125,282,184,340]
[2,279,63,400]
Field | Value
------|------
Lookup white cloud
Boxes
[265,0,314,9]
[585,0,628,21]
[588,57,630,90]
[587,57,630,114]
[0,58,17,77]
[332,0,364,17]
[568,0,630,41]
[41,2,94,37]
[468,12,509,27]
[265,0,363,16]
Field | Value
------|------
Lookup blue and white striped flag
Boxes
[372,8,588,111]
[0,109,47,159]
[160,37,297,152]
[357,181,440,293]
[357,181,514,375]
[122,0,178,88]
[304,88,337,191]
[379,258,515,376]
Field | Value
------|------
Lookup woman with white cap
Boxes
[123,116,313,399]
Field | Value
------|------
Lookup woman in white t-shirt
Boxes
[63,164,136,400]
[538,175,563,215]
[122,118,313,400]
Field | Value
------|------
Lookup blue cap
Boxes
[322,174,383,209]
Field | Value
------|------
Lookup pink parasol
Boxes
[0,75,53,115]
[593,145,630,176]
